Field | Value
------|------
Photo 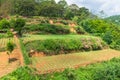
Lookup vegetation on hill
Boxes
[80,19,120,50]
[105,15,120,25]
[24,24,70,34]
[25,36,108,55]
[1,0,120,79]
[0,0,94,21]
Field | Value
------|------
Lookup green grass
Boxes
[19,39,31,65]
[22,34,100,43]
[31,49,120,74]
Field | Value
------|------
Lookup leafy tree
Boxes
[58,0,68,8]
[14,18,25,37]
[38,0,64,17]
[0,0,12,17]
[13,0,36,16]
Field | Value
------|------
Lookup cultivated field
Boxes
[31,49,120,74]
[0,38,14,52]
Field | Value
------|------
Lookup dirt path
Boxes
[31,49,120,74]
[0,36,24,78]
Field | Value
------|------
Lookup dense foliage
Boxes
[105,15,120,25]
[0,0,91,20]
[80,19,120,50]
[0,19,10,29]
[1,57,120,80]
[25,37,108,55]
[6,41,14,53]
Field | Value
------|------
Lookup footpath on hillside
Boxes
[0,36,24,78]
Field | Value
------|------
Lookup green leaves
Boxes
[6,41,14,53]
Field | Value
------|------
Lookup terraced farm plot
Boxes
[22,34,100,43]
[0,38,15,52]
[31,49,120,74]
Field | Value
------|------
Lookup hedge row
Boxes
[25,38,108,55]
[24,24,70,34]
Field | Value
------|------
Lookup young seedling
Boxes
[6,41,14,63]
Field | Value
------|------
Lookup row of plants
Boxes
[25,37,108,55]
[24,23,86,35]
[0,18,26,37]
[80,19,120,50]
[24,24,70,34]
[19,39,31,65]
[1,57,120,80]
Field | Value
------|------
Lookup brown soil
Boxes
[69,23,77,33]
[0,35,24,78]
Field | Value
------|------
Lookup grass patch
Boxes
[19,39,31,65]
[24,35,108,55]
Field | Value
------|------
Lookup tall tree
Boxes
[0,0,12,17]
[58,0,68,8]
[13,0,36,16]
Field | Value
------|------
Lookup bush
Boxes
[63,69,77,80]
[7,30,13,38]
[24,23,70,34]
[25,38,108,55]
[0,19,10,29]
[6,41,14,53]
[110,39,120,50]
[75,26,87,34]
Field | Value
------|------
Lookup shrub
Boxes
[93,60,120,80]
[7,30,13,38]
[6,41,15,63]
[75,26,86,34]
[6,41,15,53]
[110,39,120,50]
[25,38,108,55]
[0,19,10,29]
[63,69,77,80]
[24,23,70,34]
